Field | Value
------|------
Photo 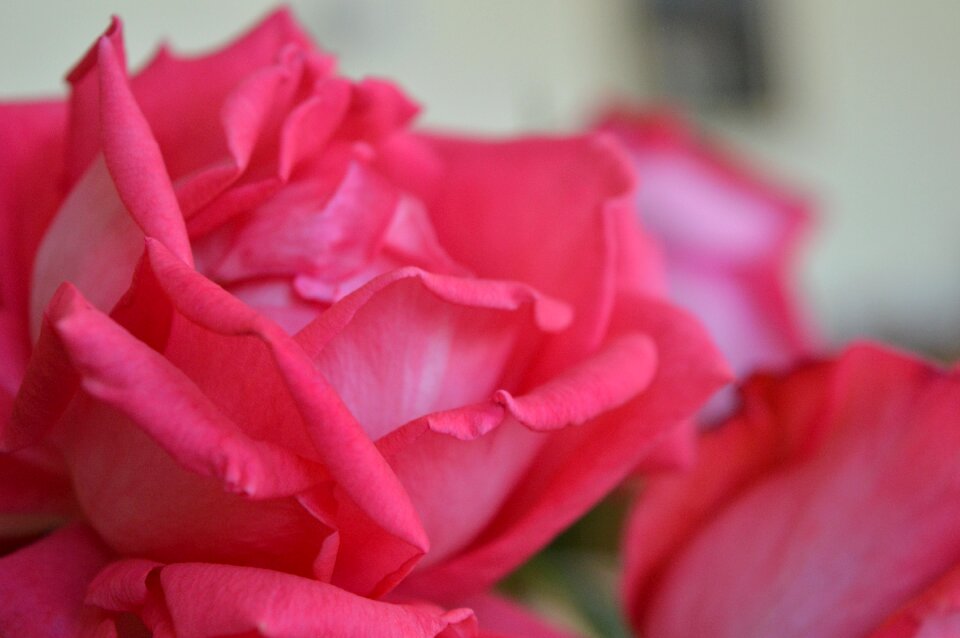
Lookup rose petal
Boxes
[640,344,960,638]
[171,45,337,223]
[621,360,832,631]
[137,240,428,595]
[45,283,324,498]
[295,266,573,567]
[405,296,729,598]
[32,20,194,338]
[96,34,192,265]
[64,16,124,186]
[298,267,572,440]
[0,525,111,638]
[0,100,66,387]
[209,161,398,285]
[64,21,191,263]
[494,332,657,431]
[133,8,317,175]
[669,263,810,375]
[419,134,659,374]
[68,9,321,208]
[870,564,960,637]
[30,157,147,341]
[87,560,479,638]
[380,332,657,567]
[17,283,337,575]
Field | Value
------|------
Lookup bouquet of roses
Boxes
[1,10,956,638]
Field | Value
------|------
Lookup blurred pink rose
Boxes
[597,110,816,417]
[0,10,727,636]
[623,344,960,637]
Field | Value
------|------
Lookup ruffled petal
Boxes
[133,9,320,181]
[418,134,661,375]
[0,525,111,638]
[33,19,193,337]
[121,240,428,595]
[45,283,324,497]
[294,266,572,566]
[207,161,398,285]
[493,333,657,432]
[86,559,478,638]
[405,296,729,598]
[374,331,658,568]
[95,34,191,265]
[298,266,572,439]
[15,282,335,574]
[65,20,190,262]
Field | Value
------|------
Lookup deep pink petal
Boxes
[380,331,657,568]
[639,344,960,638]
[418,134,662,376]
[96,34,192,265]
[135,9,322,179]
[405,296,729,598]
[134,240,429,595]
[297,266,572,440]
[494,332,657,431]
[207,162,398,285]
[64,17,124,186]
[47,283,323,498]
[5,288,83,451]
[380,332,658,568]
[297,266,570,567]
[0,525,111,638]
[87,560,478,638]
[66,9,319,195]
[621,361,832,631]
[0,100,67,383]
[63,20,191,264]
[32,21,195,338]
[19,283,335,574]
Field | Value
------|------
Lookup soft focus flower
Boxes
[623,343,960,638]
[0,10,727,635]
[596,110,816,417]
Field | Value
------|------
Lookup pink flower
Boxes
[0,10,727,635]
[623,344,960,637]
[597,110,816,417]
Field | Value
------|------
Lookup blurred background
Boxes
[2,1,958,634]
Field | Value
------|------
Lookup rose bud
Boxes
[0,9,726,635]
[596,110,817,419]
[623,344,960,638]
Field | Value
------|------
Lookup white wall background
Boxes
[2,0,958,356]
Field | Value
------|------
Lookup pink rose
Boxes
[597,110,817,417]
[0,10,727,635]
[623,344,960,637]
